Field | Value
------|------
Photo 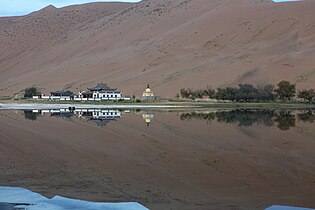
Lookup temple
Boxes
[78,83,123,100]
[142,84,156,101]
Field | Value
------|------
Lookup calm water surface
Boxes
[0,108,315,210]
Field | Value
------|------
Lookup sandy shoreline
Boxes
[1,102,315,110]
[0,103,196,110]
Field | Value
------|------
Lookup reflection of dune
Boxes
[1,109,315,209]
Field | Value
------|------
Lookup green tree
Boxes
[257,84,275,101]
[180,88,190,98]
[235,84,258,102]
[216,87,238,101]
[192,89,205,99]
[24,86,38,98]
[298,89,315,103]
[274,81,296,101]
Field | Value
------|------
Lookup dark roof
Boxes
[50,91,73,96]
[88,83,116,92]
[51,91,63,94]
[81,91,93,95]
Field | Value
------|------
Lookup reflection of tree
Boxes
[180,109,315,131]
[180,112,215,122]
[274,111,296,131]
[50,112,74,118]
[215,110,275,127]
[180,110,275,127]
[24,110,38,121]
[297,110,315,123]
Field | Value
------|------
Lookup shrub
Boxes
[24,86,38,98]
[298,89,315,103]
[216,87,238,101]
[203,87,216,99]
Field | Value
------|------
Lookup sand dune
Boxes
[0,0,315,98]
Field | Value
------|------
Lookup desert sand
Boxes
[0,0,315,99]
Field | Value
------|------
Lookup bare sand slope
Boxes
[1,0,315,98]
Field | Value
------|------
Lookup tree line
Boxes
[179,81,315,103]
[24,86,73,98]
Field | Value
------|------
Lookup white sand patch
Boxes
[0,187,148,210]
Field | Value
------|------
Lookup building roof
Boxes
[51,91,63,94]
[50,91,73,96]
[88,83,116,92]
[81,91,93,95]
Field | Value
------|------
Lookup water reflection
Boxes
[2,107,315,209]
[142,112,154,127]
[179,109,315,131]
[297,110,315,123]
[24,110,39,121]
[23,108,315,130]
[24,108,124,127]
[23,108,156,127]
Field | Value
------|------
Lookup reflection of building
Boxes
[142,84,156,101]
[89,111,120,126]
[30,108,124,127]
[142,112,154,127]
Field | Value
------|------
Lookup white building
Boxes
[32,83,131,101]
[77,83,124,101]
[50,91,73,101]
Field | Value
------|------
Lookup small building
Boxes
[142,84,156,101]
[32,92,45,100]
[78,91,93,99]
[31,83,130,101]
[50,91,73,101]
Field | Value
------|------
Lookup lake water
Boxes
[0,108,315,210]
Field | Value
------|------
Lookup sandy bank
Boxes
[0,103,195,110]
